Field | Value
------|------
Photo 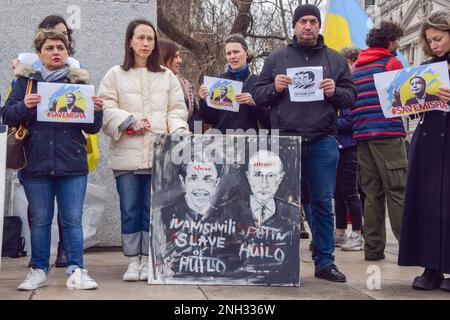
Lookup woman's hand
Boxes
[92,96,104,112]
[132,119,152,134]
[24,94,41,109]
[437,87,450,103]
[199,85,210,100]
[235,92,256,106]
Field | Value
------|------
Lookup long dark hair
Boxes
[122,19,164,72]
[159,39,179,69]
[38,15,74,55]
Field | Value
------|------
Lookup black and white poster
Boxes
[0,125,7,269]
[287,67,324,102]
[149,134,301,286]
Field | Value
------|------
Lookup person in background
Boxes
[198,34,270,133]
[2,30,103,291]
[399,10,450,292]
[159,39,200,132]
[98,19,188,283]
[352,21,406,261]
[334,47,364,251]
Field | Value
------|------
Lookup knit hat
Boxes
[292,4,322,28]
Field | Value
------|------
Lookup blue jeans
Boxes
[21,175,87,274]
[301,135,339,270]
[115,173,151,257]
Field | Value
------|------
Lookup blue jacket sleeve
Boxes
[80,110,104,134]
[1,77,35,127]
[336,108,353,134]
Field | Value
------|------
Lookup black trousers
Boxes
[334,147,363,231]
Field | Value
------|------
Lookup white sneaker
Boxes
[66,269,98,290]
[341,232,365,251]
[335,232,348,247]
[139,262,148,281]
[17,268,49,291]
[123,261,140,282]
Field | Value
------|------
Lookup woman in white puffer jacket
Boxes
[98,19,188,282]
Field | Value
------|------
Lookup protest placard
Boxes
[204,76,243,113]
[374,61,450,118]
[287,66,324,102]
[149,134,301,286]
[37,82,95,124]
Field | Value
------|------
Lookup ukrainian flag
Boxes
[323,0,409,66]
[323,0,372,51]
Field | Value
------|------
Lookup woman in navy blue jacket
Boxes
[334,47,364,251]
[1,30,103,291]
[198,34,270,133]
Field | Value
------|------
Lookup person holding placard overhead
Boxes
[399,10,450,292]
[198,34,270,133]
[98,20,189,283]
[253,4,356,283]
[1,30,103,291]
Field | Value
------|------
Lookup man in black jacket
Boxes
[253,4,356,283]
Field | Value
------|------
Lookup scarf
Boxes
[40,64,71,82]
[227,64,249,81]
[176,74,194,118]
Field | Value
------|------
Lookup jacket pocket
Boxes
[385,159,407,190]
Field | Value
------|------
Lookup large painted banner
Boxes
[149,134,301,286]
[0,125,7,269]
[374,61,450,118]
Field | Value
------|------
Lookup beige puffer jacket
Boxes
[98,65,188,170]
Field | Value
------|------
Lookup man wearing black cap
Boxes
[254,4,356,283]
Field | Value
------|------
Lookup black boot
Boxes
[412,268,443,290]
[55,242,67,268]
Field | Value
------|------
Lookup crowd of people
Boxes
[0,4,449,292]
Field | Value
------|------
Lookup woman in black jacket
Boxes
[2,30,103,291]
[398,10,450,292]
[198,34,269,133]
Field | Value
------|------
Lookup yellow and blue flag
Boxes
[323,0,409,66]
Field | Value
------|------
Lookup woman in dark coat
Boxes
[198,34,270,133]
[2,30,103,291]
[398,10,450,292]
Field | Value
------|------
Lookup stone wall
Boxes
[0,0,157,246]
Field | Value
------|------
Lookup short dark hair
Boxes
[34,29,69,53]
[159,39,180,68]
[122,19,164,73]
[304,71,315,81]
[366,21,404,49]
[38,15,74,56]
[224,33,254,63]
[410,76,426,86]
[340,46,361,63]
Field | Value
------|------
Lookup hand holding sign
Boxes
[199,84,210,100]
[24,94,41,109]
[437,87,450,103]
[235,92,256,106]
[92,96,104,112]
[319,79,336,98]
[275,75,292,93]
